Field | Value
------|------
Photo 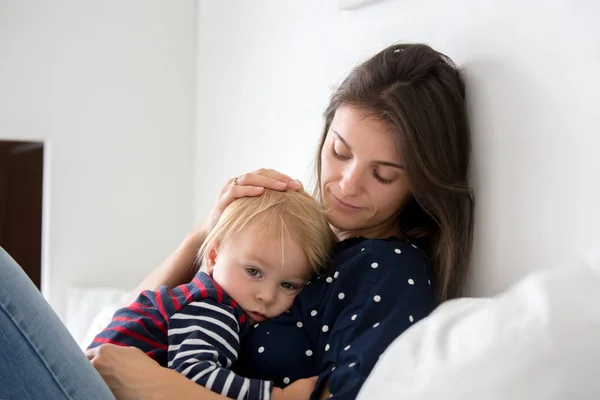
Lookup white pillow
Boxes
[64,286,131,348]
[358,252,600,399]
[79,297,131,350]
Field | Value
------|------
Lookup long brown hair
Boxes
[315,43,474,304]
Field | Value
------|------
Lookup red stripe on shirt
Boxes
[105,325,168,350]
[213,281,224,303]
[170,289,182,311]
[153,291,169,321]
[129,302,167,335]
[192,277,208,298]
[180,285,193,302]
[91,337,129,347]
[111,316,156,335]
[206,274,224,303]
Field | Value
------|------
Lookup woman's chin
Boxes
[327,212,363,234]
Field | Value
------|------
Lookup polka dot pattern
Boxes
[232,238,435,395]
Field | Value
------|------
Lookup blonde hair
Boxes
[198,189,334,274]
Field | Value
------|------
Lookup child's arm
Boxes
[87,290,168,360]
[169,300,275,400]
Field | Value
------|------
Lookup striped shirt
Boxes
[89,271,273,400]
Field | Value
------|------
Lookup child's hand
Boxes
[272,376,319,400]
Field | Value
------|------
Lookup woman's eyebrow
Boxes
[332,130,352,150]
[333,130,403,169]
[374,160,404,169]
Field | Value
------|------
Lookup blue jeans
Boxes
[0,248,115,400]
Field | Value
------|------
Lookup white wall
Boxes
[195,0,600,297]
[0,0,196,319]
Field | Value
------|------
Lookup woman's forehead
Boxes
[330,106,401,160]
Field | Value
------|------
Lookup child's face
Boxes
[206,223,312,324]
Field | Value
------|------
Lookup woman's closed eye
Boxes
[332,146,350,160]
[245,267,263,278]
[373,169,393,184]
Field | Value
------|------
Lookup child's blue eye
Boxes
[281,282,298,291]
[246,267,262,278]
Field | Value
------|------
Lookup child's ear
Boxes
[205,242,219,274]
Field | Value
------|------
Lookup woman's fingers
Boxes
[221,184,265,206]
[244,168,302,190]
[84,348,97,361]
[218,168,302,209]
[196,168,302,240]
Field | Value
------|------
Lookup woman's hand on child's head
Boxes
[234,169,302,192]
[195,169,302,240]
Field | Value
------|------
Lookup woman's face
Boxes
[320,106,412,239]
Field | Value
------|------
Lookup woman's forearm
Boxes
[128,232,206,303]
[148,367,228,400]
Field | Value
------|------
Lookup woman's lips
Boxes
[332,194,363,211]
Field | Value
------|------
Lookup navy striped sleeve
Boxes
[168,299,273,400]
[87,289,169,362]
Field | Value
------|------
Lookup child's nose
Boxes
[256,286,276,305]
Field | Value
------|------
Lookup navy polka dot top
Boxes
[234,236,435,399]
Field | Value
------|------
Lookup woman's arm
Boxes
[87,344,316,400]
[87,344,229,400]
[128,232,204,301]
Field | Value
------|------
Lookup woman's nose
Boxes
[339,163,362,196]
